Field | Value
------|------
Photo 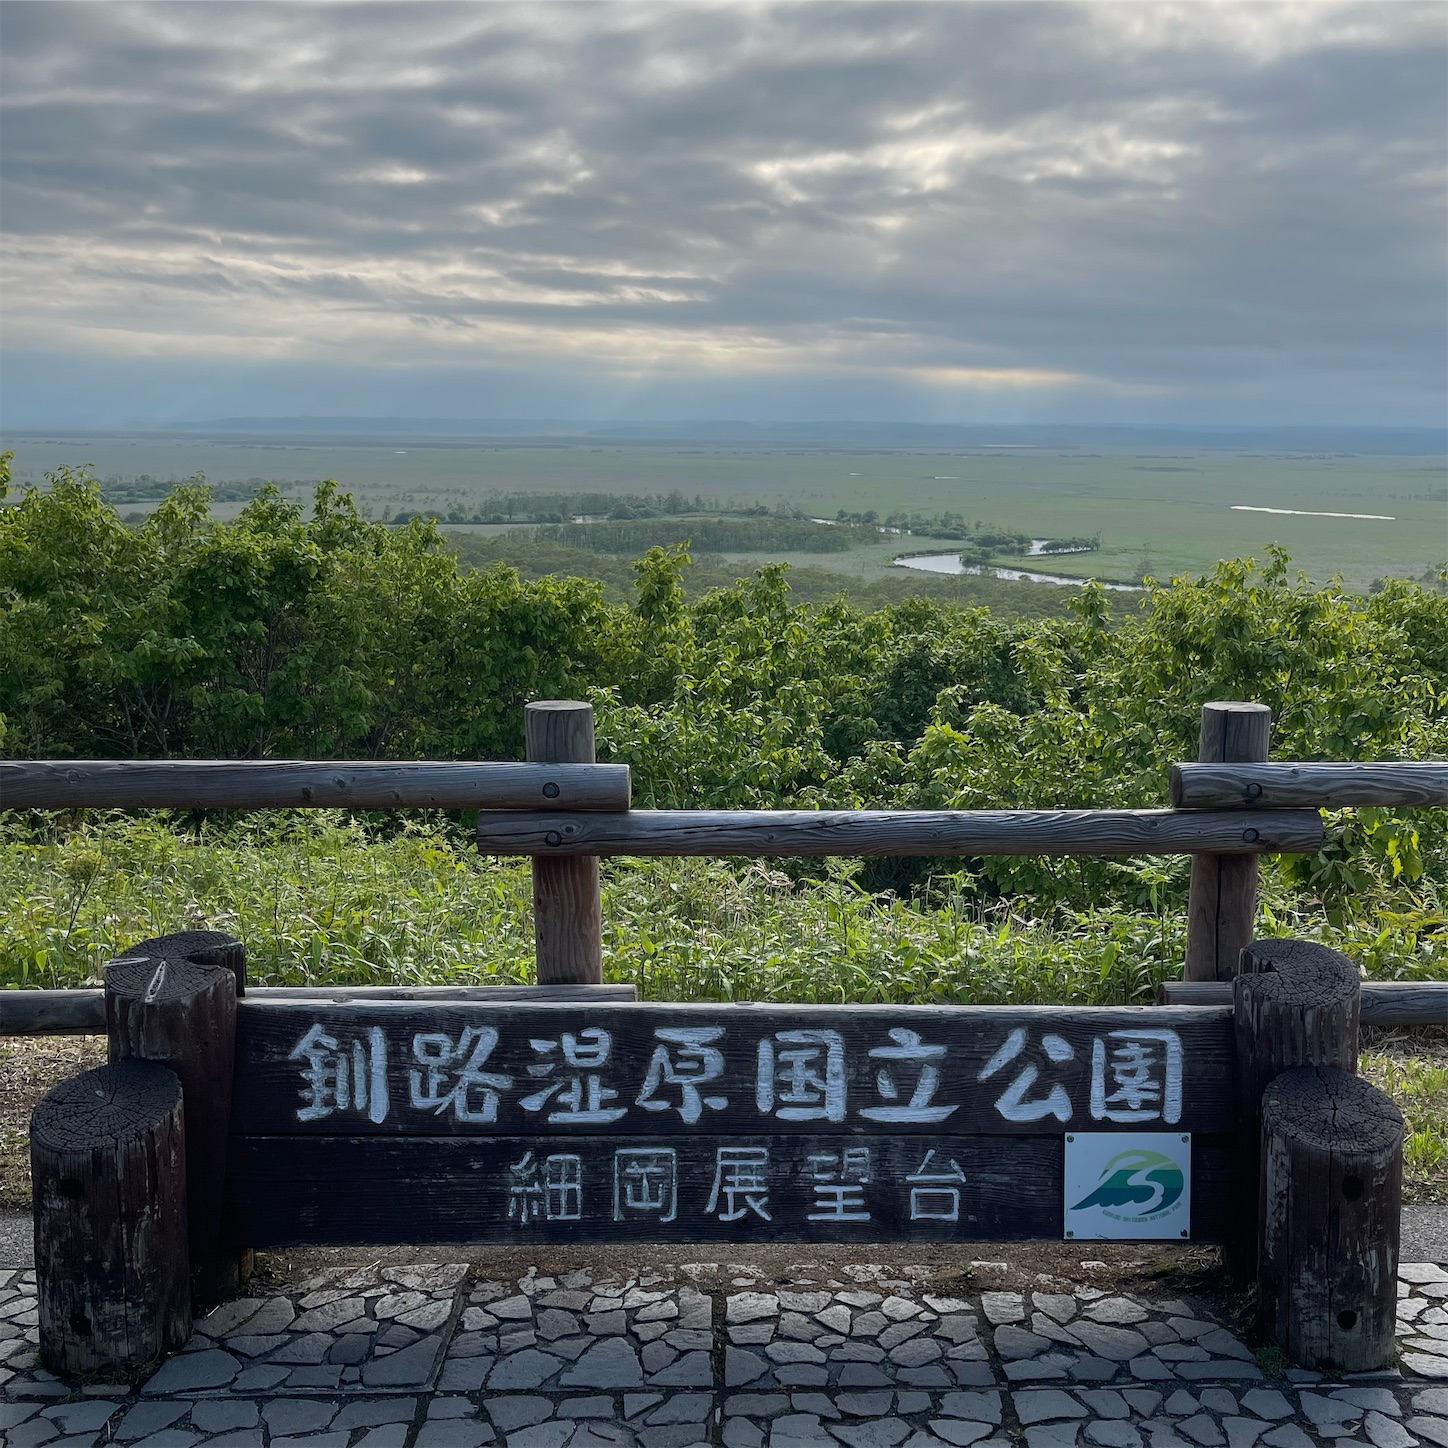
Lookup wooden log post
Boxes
[31,1061,190,1375]
[1232,937,1361,1280]
[1185,702,1272,981]
[1259,1066,1402,1370]
[107,934,240,1306]
[526,701,604,985]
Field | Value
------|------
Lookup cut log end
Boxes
[1238,938,1361,1010]
[109,929,246,1001]
[1262,1065,1403,1153]
[30,1059,183,1153]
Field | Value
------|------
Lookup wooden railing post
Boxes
[107,933,241,1308]
[1185,702,1272,980]
[1232,938,1360,1281]
[527,701,604,985]
[1259,1066,1402,1371]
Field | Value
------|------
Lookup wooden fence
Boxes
[4,698,1444,1028]
[2,700,1445,1381]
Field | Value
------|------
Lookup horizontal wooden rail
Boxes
[0,983,637,1036]
[477,807,1324,857]
[0,759,631,812]
[1158,978,1448,1027]
[1171,761,1448,811]
[2,990,106,1036]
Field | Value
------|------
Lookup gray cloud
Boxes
[1,0,1444,425]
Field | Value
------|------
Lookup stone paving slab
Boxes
[0,1261,1445,1448]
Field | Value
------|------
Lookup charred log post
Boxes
[32,1061,189,1375]
[107,933,240,1305]
[1259,1066,1402,1371]
[1231,937,1360,1280]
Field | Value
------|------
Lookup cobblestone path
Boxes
[1,1260,1444,1448]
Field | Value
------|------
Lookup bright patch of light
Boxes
[1231,506,1397,521]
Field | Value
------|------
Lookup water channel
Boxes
[893,540,1143,592]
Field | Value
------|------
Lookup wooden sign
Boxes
[224,1001,1231,1245]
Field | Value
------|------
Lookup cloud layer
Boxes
[2,1,1444,425]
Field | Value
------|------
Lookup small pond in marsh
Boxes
[892,551,1143,592]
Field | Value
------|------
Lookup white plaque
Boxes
[1063,1132,1191,1240]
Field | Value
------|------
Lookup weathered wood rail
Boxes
[1159,979,1447,1026]
[1,983,638,1035]
[0,758,631,812]
[8,973,1436,1042]
[10,976,1437,1039]
[1172,760,1448,810]
[1,697,1442,1012]
[472,806,1323,856]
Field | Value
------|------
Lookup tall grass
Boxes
[1360,1047,1448,1202]
[3,813,1442,1003]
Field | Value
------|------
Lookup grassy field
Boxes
[1361,1033,1448,1204]
[4,429,1443,590]
[2,813,1443,1203]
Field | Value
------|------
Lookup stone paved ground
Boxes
[1,1260,1445,1448]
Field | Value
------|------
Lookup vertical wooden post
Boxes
[1259,1066,1402,1370]
[107,933,239,1307]
[32,1061,191,1374]
[527,700,604,985]
[1185,702,1272,981]
[1232,937,1361,1280]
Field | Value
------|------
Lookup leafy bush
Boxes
[2,458,1444,986]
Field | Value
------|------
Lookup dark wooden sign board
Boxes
[225,1001,1232,1246]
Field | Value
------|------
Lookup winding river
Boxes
[893,550,1143,592]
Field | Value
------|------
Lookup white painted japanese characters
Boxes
[280,1017,1187,1131]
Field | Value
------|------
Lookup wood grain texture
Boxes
[1259,1067,1402,1371]
[1172,761,1448,810]
[223,1131,1234,1246]
[0,982,640,1037]
[1157,979,1448,1027]
[107,946,238,1305]
[124,929,247,997]
[476,807,1322,857]
[1232,938,1360,1282]
[527,701,604,986]
[1185,703,1272,982]
[229,998,1233,1137]
[0,758,630,812]
[31,1061,190,1374]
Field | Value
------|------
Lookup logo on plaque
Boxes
[1064,1133,1191,1240]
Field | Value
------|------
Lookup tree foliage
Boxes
[2,462,1444,929]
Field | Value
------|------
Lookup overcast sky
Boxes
[1,1,1444,428]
